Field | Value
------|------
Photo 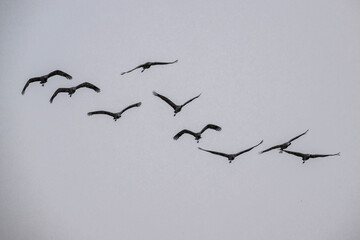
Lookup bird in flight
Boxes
[282,150,340,164]
[198,140,263,163]
[87,102,142,121]
[22,70,72,95]
[50,82,100,103]
[121,60,178,75]
[153,91,201,116]
[259,129,309,154]
[173,124,222,143]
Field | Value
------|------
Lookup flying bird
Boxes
[198,140,263,163]
[153,91,201,116]
[282,150,340,164]
[259,129,309,154]
[50,82,100,103]
[22,70,72,95]
[87,102,142,121]
[173,124,222,143]
[121,60,178,75]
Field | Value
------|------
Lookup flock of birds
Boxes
[22,61,340,164]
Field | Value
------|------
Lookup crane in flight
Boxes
[121,60,178,75]
[282,150,340,164]
[50,82,100,103]
[153,91,201,116]
[87,102,142,121]
[259,129,309,154]
[22,70,72,95]
[173,124,222,143]
[198,140,263,163]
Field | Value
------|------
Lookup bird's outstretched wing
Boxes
[119,102,142,114]
[259,144,283,154]
[87,111,116,118]
[150,60,178,66]
[198,147,230,158]
[282,150,307,158]
[235,140,263,157]
[182,94,201,107]
[310,152,340,158]
[49,88,70,103]
[288,129,309,143]
[75,82,101,92]
[152,91,177,110]
[200,124,222,134]
[121,64,145,75]
[173,130,196,140]
[21,77,42,95]
[48,70,72,79]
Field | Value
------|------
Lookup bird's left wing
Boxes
[75,82,101,92]
[200,124,222,134]
[119,102,142,114]
[310,152,340,158]
[48,70,72,79]
[182,94,201,107]
[235,140,263,156]
[288,129,309,143]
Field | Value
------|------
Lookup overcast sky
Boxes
[1,0,360,239]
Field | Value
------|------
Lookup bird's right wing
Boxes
[119,102,142,115]
[288,129,309,143]
[152,91,177,110]
[182,94,201,107]
[259,144,282,154]
[200,124,222,134]
[150,60,178,65]
[198,147,230,158]
[21,77,41,95]
[173,130,196,140]
[48,70,72,79]
[282,150,306,158]
[121,64,144,75]
[87,111,116,118]
[49,88,69,103]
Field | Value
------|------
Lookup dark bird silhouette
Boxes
[121,60,178,75]
[22,70,72,95]
[87,102,142,121]
[50,82,100,103]
[259,129,309,154]
[282,150,340,164]
[198,140,263,163]
[174,124,222,143]
[153,91,201,116]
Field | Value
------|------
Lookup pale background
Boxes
[1,0,360,239]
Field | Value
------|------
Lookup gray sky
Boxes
[1,0,360,239]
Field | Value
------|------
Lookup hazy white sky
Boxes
[1,0,360,239]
